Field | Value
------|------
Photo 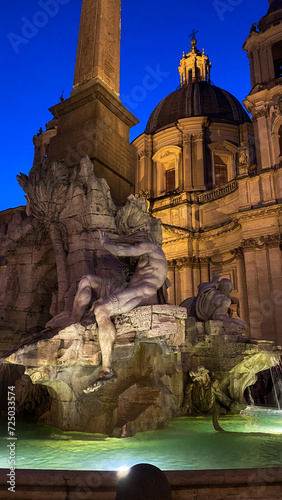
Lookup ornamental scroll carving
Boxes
[183,133,193,142]
[253,107,268,121]
[241,234,281,251]
[138,147,151,160]
[168,256,211,270]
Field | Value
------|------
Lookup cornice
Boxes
[243,22,282,51]
[234,204,282,222]
[168,256,211,270]
[195,220,241,240]
[244,85,282,111]
[162,204,282,245]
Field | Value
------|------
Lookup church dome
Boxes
[145,81,251,135]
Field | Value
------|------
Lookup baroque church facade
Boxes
[133,0,282,345]
[0,0,282,347]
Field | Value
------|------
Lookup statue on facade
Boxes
[238,146,249,166]
[180,275,246,328]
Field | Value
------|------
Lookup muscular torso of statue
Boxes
[130,244,168,290]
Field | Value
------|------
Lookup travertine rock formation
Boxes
[3,307,281,435]
[5,306,186,436]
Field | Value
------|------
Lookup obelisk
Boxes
[47,0,138,203]
[73,0,121,96]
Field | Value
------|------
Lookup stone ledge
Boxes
[0,468,281,500]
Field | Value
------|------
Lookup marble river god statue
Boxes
[46,228,169,392]
[180,274,246,330]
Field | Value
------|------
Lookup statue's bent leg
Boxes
[83,284,157,393]
[83,297,119,393]
[95,300,118,375]
[71,275,102,323]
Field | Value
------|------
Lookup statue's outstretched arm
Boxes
[99,230,152,258]
[212,296,245,327]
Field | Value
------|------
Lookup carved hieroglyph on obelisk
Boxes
[46,0,138,204]
[73,0,121,96]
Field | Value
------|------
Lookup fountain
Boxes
[1,0,282,496]
[0,156,282,499]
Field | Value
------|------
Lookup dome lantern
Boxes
[178,33,212,87]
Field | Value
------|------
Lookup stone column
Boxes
[174,260,183,306]
[248,51,255,89]
[242,236,282,343]
[193,133,206,190]
[182,261,194,299]
[266,43,275,82]
[260,43,271,84]
[176,258,193,303]
[192,258,201,296]
[136,145,152,194]
[177,150,183,191]
[183,133,192,190]
[242,244,263,339]
[167,261,175,305]
[266,237,282,345]
[254,112,272,170]
[234,248,249,325]
[200,257,210,283]
[256,247,276,339]
[253,49,262,86]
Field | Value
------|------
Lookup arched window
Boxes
[272,41,282,80]
[152,146,182,197]
[214,154,228,186]
[279,125,282,156]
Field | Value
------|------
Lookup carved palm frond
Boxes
[17,160,71,312]
[17,161,70,226]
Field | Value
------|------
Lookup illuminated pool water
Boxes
[1,407,282,471]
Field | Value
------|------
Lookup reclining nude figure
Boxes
[180,275,246,328]
[46,230,168,392]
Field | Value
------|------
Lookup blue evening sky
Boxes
[0,0,268,211]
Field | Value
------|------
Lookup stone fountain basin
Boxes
[3,305,281,436]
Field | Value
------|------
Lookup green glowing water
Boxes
[1,408,282,471]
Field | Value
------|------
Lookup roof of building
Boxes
[145,82,251,135]
[258,0,282,30]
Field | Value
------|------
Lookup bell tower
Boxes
[243,0,282,171]
[45,0,138,203]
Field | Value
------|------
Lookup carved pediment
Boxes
[208,140,238,154]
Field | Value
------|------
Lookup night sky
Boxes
[1,0,268,211]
